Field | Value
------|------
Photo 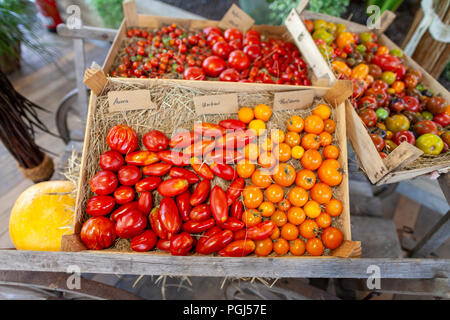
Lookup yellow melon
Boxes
[9,180,76,251]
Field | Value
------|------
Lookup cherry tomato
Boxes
[321,227,344,250]
[81,216,116,250]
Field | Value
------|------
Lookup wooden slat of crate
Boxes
[300,10,450,185]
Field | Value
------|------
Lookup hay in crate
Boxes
[80,79,344,254]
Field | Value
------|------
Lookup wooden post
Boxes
[84,68,108,96]
[375,10,396,36]
[123,0,138,27]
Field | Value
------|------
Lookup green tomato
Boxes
[376,108,389,121]
[312,28,334,46]
[318,44,334,61]
[416,83,425,92]
[359,32,373,44]
[356,44,366,53]
[386,114,410,133]
[422,111,433,120]
[415,133,444,155]
[381,71,396,85]
[390,48,403,58]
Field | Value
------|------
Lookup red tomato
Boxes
[230,200,244,220]
[157,150,191,166]
[212,41,233,59]
[176,190,191,222]
[183,66,206,80]
[219,68,241,82]
[169,167,200,184]
[142,163,172,176]
[135,176,162,192]
[403,96,420,112]
[86,195,115,216]
[218,119,246,131]
[243,44,261,61]
[433,113,450,127]
[196,228,234,255]
[131,230,157,252]
[228,50,250,71]
[202,56,227,77]
[111,201,138,221]
[210,185,228,224]
[113,185,135,204]
[170,232,194,256]
[106,125,138,154]
[90,171,118,195]
[191,160,215,180]
[245,30,261,39]
[190,179,211,206]
[413,120,439,136]
[115,209,147,239]
[393,130,416,145]
[193,122,226,137]
[137,191,152,215]
[117,165,142,186]
[159,197,181,234]
[358,108,377,127]
[149,208,168,239]
[81,216,116,250]
[189,204,212,221]
[358,95,378,109]
[99,150,124,172]
[224,28,243,42]
[209,162,237,181]
[125,151,159,166]
[182,218,215,234]
[218,240,255,257]
[143,130,169,152]
[226,178,245,206]
[157,178,189,197]
[228,38,243,50]
[203,26,222,37]
[218,217,245,231]
[169,131,200,148]
[369,134,386,152]
[156,239,171,251]
[245,221,276,240]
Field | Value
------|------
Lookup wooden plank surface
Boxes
[0,250,447,279]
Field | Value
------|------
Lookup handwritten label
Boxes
[193,93,239,115]
[218,4,255,32]
[108,90,155,112]
[273,90,315,111]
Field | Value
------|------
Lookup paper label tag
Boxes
[273,90,315,111]
[218,4,255,32]
[108,90,155,112]
[193,93,239,115]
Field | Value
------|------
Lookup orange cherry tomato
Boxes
[319,132,332,147]
[236,159,256,178]
[254,104,272,122]
[301,149,323,171]
[304,200,322,219]
[281,222,299,241]
[315,212,332,229]
[273,143,292,162]
[392,80,405,93]
[287,207,306,225]
[351,63,369,80]
[323,145,340,159]
[304,115,324,134]
[273,238,289,255]
[258,151,277,168]
[336,32,355,49]
[265,184,284,203]
[242,209,262,227]
[289,239,306,256]
[243,143,259,161]
[271,129,285,144]
[301,133,321,150]
[324,119,336,134]
[259,201,276,217]
[242,185,264,209]
[310,182,332,204]
[321,226,344,249]
[376,45,389,55]
[251,169,272,188]
[277,198,291,212]
[312,104,331,120]
[325,198,343,217]
[260,137,273,152]
[272,163,296,187]
[271,226,281,240]
[299,219,319,239]
[255,238,273,256]
[238,107,254,124]
[295,169,316,190]
[271,210,287,227]
[331,61,351,78]
[288,186,309,207]
[306,238,325,256]
[286,115,304,133]
[318,159,343,187]
[285,131,301,147]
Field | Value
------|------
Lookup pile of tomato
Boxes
[110,24,311,85]
[80,102,345,257]
[305,19,450,157]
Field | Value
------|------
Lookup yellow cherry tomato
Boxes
[336,32,355,49]
[351,64,369,80]
[291,146,305,159]
[248,119,266,136]
[254,104,272,122]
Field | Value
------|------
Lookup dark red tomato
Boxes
[217,217,245,231]
[212,41,233,59]
[433,113,450,127]
[117,165,142,186]
[226,178,245,206]
[390,97,405,113]
[169,131,200,149]
[219,68,241,82]
[210,185,228,224]
[369,64,382,79]
[142,163,172,176]
[189,204,211,222]
[157,178,189,197]
[196,228,234,255]
[149,208,168,239]
[369,134,386,152]
[170,232,194,256]
[113,185,135,205]
[156,239,171,251]
[218,119,246,131]
[190,179,211,206]
[99,150,124,172]
[359,108,378,127]
[413,120,439,136]
[169,167,200,184]
[80,216,116,250]
[365,88,388,107]
[243,44,261,61]
[157,150,191,166]
[358,95,378,110]
[224,28,243,42]
[228,50,250,71]
[86,195,115,216]
[131,230,157,252]
[159,197,181,234]
[143,130,169,152]
[230,200,244,220]
[371,80,389,92]
[176,190,191,222]
[183,66,206,80]
[210,162,237,181]
[106,125,138,154]
[137,191,152,215]
[426,96,447,115]
[111,201,138,221]
[115,209,147,239]
[395,64,406,80]
[182,218,215,234]
[202,56,227,77]
[371,54,400,72]
[90,171,118,195]
[403,96,420,112]
[393,130,416,146]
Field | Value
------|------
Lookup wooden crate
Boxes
[101,0,327,88]
[295,9,450,185]
[63,72,360,258]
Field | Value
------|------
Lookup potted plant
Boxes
[0,0,50,74]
